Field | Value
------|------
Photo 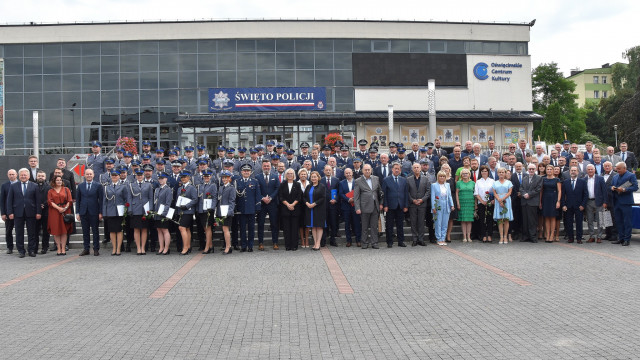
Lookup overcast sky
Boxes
[1,0,637,76]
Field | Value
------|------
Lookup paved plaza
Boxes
[1,238,640,359]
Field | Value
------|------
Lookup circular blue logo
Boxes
[473,62,489,80]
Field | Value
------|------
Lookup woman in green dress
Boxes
[456,168,476,242]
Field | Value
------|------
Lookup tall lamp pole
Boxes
[614,124,618,147]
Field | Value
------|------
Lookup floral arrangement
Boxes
[433,196,441,221]
[121,202,130,227]
[146,210,178,224]
[117,137,138,155]
[496,205,509,224]
[484,191,493,217]
[324,133,343,147]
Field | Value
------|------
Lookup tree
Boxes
[610,76,640,151]
[612,46,640,92]
[584,102,613,145]
[532,63,586,143]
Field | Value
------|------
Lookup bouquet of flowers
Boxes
[433,196,441,222]
[484,191,493,217]
[116,137,138,155]
[145,210,179,225]
[121,202,130,227]
[496,206,509,224]
[324,133,343,148]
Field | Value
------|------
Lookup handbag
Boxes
[61,187,74,223]
[598,209,613,228]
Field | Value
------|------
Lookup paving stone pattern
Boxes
[1,238,639,359]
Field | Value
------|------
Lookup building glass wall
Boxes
[0,38,527,154]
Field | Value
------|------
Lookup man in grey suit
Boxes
[407,163,430,246]
[519,163,543,242]
[604,146,622,166]
[354,164,383,249]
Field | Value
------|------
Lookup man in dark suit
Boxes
[7,169,42,257]
[326,157,345,181]
[407,163,430,246]
[520,164,543,242]
[320,165,340,247]
[256,160,280,251]
[611,161,639,246]
[584,164,607,243]
[309,149,326,174]
[616,142,638,171]
[34,171,51,254]
[373,154,391,181]
[561,166,588,243]
[50,157,76,200]
[510,162,525,240]
[76,169,104,256]
[1,169,18,254]
[601,161,618,241]
[432,139,447,159]
[338,168,361,247]
[27,155,40,182]
[382,163,409,247]
[514,139,532,166]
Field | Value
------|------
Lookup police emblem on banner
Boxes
[212,91,232,111]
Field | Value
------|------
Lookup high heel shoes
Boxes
[223,248,232,255]
[202,249,212,254]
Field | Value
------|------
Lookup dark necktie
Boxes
[22,182,27,195]
[572,179,575,190]
[327,178,331,188]
[383,167,387,178]
[87,182,91,191]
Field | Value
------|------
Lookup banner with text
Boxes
[209,87,326,112]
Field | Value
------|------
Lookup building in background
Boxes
[567,63,620,107]
[0,20,540,156]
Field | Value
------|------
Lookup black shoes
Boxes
[28,252,36,257]
[329,241,338,247]
[398,243,407,247]
[361,244,369,249]
[372,244,379,249]
[80,249,90,256]
[387,244,393,248]
[612,240,623,244]
[18,252,26,258]
[6,249,13,254]
[417,241,426,246]
[622,241,630,246]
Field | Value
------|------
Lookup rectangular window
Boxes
[603,91,608,99]
[593,76,599,84]
[594,90,599,99]
[602,76,607,84]
[372,40,390,52]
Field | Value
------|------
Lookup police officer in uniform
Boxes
[212,146,226,173]
[297,142,312,165]
[235,164,261,252]
[365,147,381,168]
[388,142,399,162]
[87,140,106,178]
[336,145,354,171]
[284,149,302,173]
[355,139,369,159]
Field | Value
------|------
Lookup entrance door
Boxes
[196,132,224,156]
[255,133,283,147]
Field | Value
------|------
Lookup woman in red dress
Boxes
[48,175,73,255]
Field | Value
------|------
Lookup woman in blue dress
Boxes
[493,168,514,244]
[304,171,326,251]
[540,164,562,243]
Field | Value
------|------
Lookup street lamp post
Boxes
[614,124,618,147]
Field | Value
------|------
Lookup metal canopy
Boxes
[174,111,543,127]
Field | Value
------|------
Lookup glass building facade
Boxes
[0,36,527,155]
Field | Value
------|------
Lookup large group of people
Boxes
[1,137,638,258]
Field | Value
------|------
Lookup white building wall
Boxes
[0,20,531,44]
